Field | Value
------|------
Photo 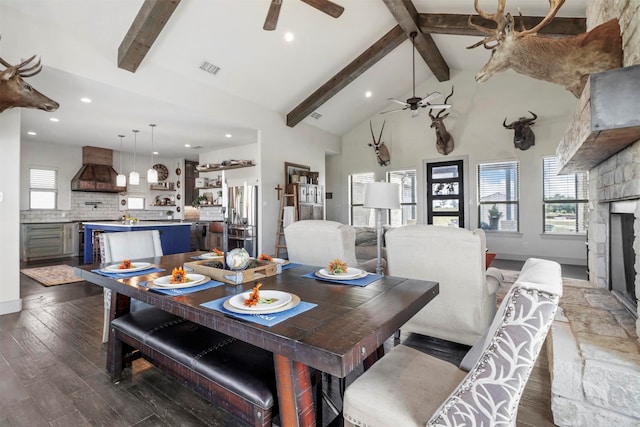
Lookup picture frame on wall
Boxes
[284,162,310,184]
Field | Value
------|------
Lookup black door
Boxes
[426,159,465,227]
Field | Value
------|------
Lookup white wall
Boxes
[328,69,587,265]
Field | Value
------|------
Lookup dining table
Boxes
[74,252,439,427]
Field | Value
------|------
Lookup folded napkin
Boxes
[280,262,302,271]
[140,279,224,295]
[92,267,165,278]
[201,296,317,327]
[302,271,382,287]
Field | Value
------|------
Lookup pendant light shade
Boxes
[129,129,140,185]
[116,134,126,187]
[147,124,158,184]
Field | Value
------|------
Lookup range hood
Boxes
[558,64,640,174]
[71,146,125,193]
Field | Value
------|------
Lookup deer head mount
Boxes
[466,0,622,98]
[0,44,59,113]
[504,111,537,151]
[428,86,454,156]
[369,121,390,166]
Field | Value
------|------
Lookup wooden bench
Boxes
[110,307,277,427]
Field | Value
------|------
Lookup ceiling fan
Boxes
[381,32,451,117]
[263,0,344,31]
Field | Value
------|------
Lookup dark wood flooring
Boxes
[0,257,559,426]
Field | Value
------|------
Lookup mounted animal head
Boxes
[428,86,454,156]
[368,121,390,166]
[504,111,536,150]
[466,0,622,97]
[0,49,59,113]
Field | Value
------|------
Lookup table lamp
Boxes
[363,182,400,275]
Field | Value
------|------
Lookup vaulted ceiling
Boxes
[2,0,586,160]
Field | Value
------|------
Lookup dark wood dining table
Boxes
[74,252,439,427]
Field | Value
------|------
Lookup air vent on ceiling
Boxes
[310,112,322,120]
[199,61,221,75]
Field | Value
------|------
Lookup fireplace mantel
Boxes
[557,65,640,174]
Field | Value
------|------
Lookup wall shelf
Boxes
[195,163,255,173]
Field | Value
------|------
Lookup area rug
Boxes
[20,265,84,287]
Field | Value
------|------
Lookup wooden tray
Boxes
[185,259,279,285]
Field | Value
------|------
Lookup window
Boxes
[29,168,57,209]
[127,196,145,210]
[387,169,417,226]
[426,160,465,227]
[477,161,519,231]
[543,156,588,233]
[349,172,375,226]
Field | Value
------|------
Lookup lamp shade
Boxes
[129,171,140,185]
[363,182,400,210]
[116,173,127,187]
[147,167,158,184]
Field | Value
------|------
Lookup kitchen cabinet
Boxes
[22,222,77,261]
[286,183,325,220]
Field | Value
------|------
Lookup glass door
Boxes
[426,159,464,227]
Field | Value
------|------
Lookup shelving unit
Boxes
[286,183,325,220]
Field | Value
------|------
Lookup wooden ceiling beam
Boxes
[118,0,181,73]
[418,14,585,37]
[286,25,407,128]
[382,0,449,82]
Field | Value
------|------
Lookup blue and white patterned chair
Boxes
[343,257,562,427]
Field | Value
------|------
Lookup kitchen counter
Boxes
[83,222,191,263]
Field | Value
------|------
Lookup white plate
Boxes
[223,294,301,315]
[151,273,207,289]
[271,258,287,264]
[200,252,223,259]
[103,262,153,273]
[228,290,292,311]
[317,267,363,280]
[315,270,368,281]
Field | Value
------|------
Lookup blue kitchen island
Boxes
[83,221,192,263]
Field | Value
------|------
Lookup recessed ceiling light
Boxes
[184,144,191,147]
[225,133,232,138]
[49,117,59,122]
[153,151,159,155]
[284,32,294,42]
[365,91,373,98]
[27,131,37,136]
[80,97,92,103]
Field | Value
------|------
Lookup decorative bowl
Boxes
[226,248,250,270]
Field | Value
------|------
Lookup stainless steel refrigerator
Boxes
[226,185,258,257]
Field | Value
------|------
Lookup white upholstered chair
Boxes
[343,257,562,427]
[385,225,503,346]
[284,220,378,272]
[99,230,163,343]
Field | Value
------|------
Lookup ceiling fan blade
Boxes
[424,103,452,110]
[418,92,442,105]
[387,97,409,107]
[300,0,344,18]
[380,107,408,115]
[263,0,283,31]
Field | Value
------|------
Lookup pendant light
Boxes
[147,123,158,184]
[129,129,140,185]
[116,134,126,187]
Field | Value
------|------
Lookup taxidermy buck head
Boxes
[504,111,536,151]
[467,0,622,97]
[428,86,454,156]
[369,121,390,166]
[0,44,59,113]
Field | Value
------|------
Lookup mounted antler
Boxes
[504,111,537,151]
[368,121,390,166]
[467,0,622,97]
[0,40,59,113]
[428,86,454,156]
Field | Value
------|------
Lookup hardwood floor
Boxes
[0,257,558,426]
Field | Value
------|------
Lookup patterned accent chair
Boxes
[385,225,503,346]
[284,220,378,272]
[343,257,562,427]
[99,230,164,343]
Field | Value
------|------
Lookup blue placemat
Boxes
[139,279,225,295]
[201,297,317,327]
[281,262,302,271]
[302,271,382,287]
[92,267,165,278]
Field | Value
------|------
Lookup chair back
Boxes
[429,258,562,426]
[284,220,358,267]
[99,230,163,263]
[385,224,492,345]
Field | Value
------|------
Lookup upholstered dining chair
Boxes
[284,220,378,272]
[343,257,562,427]
[99,230,164,343]
[385,225,503,346]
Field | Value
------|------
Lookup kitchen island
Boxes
[83,221,191,263]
